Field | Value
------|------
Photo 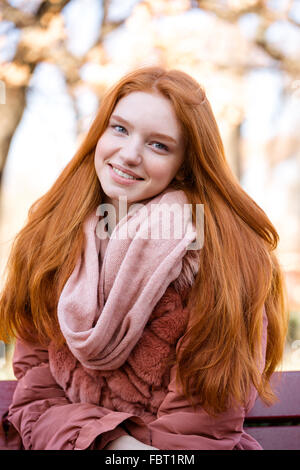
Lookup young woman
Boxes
[0,66,288,450]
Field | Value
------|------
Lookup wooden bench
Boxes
[244,370,300,450]
[1,371,300,450]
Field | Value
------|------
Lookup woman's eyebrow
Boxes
[110,114,178,144]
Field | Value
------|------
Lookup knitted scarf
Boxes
[57,188,197,370]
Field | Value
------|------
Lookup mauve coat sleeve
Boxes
[148,309,268,450]
[7,340,142,450]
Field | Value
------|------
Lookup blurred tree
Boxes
[0,0,300,194]
[0,0,300,193]
[0,0,127,193]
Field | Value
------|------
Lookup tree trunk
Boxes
[0,85,27,199]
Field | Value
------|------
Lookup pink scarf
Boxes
[57,188,197,370]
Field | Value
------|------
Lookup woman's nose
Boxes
[119,137,142,164]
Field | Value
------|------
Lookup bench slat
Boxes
[246,371,300,420]
[245,425,300,450]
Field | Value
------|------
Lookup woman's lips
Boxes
[110,163,143,180]
[108,164,144,186]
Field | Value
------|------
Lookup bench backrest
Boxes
[245,370,300,421]
[244,371,300,450]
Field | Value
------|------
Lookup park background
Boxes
[0,0,299,379]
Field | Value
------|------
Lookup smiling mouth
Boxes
[109,164,144,180]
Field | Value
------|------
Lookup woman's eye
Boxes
[112,125,127,133]
[152,142,169,151]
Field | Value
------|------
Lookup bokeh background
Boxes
[0,0,300,379]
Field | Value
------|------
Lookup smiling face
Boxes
[94,91,185,219]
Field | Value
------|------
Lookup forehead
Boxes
[112,91,182,137]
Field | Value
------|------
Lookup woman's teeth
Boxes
[112,166,140,180]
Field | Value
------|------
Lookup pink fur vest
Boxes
[48,249,199,421]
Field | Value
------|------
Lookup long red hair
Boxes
[0,66,288,415]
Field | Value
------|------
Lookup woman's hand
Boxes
[105,435,158,450]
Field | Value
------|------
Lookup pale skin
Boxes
[94,91,186,450]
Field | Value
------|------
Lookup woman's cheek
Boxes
[95,132,112,156]
[148,161,170,179]
[155,164,177,184]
